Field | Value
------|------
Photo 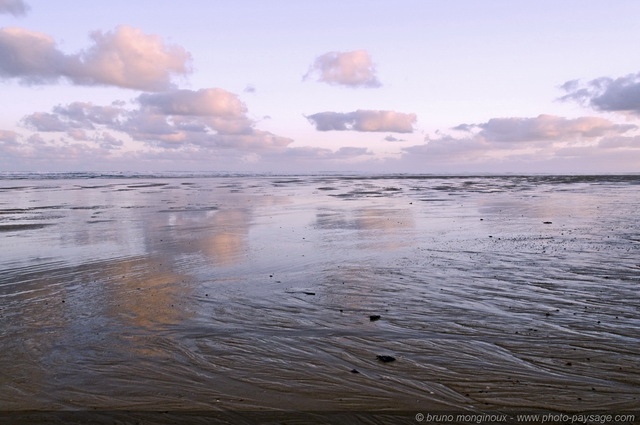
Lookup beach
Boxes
[1,174,639,422]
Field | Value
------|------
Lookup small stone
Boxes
[543,221,553,224]
[350,369,359,374]
[369,315,381,321]
[303,292,315,296]
[376,355,396,363]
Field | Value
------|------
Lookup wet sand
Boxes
[0,175,639,422]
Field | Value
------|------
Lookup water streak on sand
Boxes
[0,174,639,414]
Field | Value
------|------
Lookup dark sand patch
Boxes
[0,223,54,232]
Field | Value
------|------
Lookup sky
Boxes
[1,0,640,173]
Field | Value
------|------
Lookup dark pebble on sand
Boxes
[543,221,552,224]
[369,315,381,321]
[350,369,360,374]
[303,292,315,295]
[376,355,396,363]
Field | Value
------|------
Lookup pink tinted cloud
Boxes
[75,26,192,90]
[306,110,416,133]
[304,50,381,88]
[138,89,247,117]
[401,114,640,166]
[17,88,295,152]
[455,114,636,143]
[0,129,19,144]
[0,25,191,90]
[138,88,252,134]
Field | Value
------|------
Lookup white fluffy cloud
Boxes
[307,110,416,133]
[0,25,191,90]
[0,0,28,16]
[560,73,640,114]
[304,50,381,88]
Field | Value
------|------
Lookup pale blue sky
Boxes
[1,0,640,172]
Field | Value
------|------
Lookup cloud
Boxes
[306,110,416,133]
[403,135,491,160]
[0,0,28,16]
[53,102,124,128]
[75,26,192,90]
[22,112,69,131]
[597,135,640,149]
[17,88,294,153]
[94,132,124,149]
[560,73,640,114]
[137,88,251,133]
[334,146,371,156]
[456,114,635,143]
[271,146,373,162]
[126,88,264,146]
[0,27,69,83]
[0,25,191,90]
[22,102,123,132]
[61,129,124,149]
[304,50,381,88]
[0,129,19,144]
[209,130,292,152]
[384,135,405,142]
[66,129,89,141]
[399,114,640,168]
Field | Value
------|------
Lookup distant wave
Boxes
[1,171,639,183]
[0,171,266,180]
